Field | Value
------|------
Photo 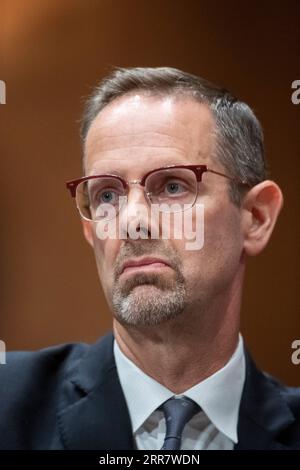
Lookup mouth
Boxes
[120,257,172,276]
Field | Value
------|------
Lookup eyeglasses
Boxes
[66,164,248,221]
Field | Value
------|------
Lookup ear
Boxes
[241,180,283,256]
[81,218,94,247]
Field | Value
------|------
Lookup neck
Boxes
[113,274,243,394]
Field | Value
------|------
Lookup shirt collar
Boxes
[114,334,245,444]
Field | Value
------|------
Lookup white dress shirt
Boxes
[114,334,245,450]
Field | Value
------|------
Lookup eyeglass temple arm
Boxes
[206,168,249,186]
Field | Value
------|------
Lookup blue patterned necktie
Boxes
[159,396,200,450]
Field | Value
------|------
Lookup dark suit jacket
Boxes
[0,332,299,450]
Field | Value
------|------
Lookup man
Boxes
[0,67,299,450]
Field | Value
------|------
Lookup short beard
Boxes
[112,248,186,327]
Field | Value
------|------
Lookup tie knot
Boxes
[159,396,200,450]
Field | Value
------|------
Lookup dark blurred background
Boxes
[0,0,299,384]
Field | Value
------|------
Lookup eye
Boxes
[98,189,118,204]
[164,180,186,196]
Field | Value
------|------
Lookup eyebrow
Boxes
[87,167,124,177]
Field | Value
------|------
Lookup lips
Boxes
[120,257,171,275]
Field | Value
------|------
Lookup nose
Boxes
[126,182,148,214]
[119,184,157,240]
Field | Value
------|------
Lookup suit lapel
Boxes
[235,348,295,450]
[57,333,134,450]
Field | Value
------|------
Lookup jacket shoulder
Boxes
[264,371,300,411]
[0,342,90,397]
[279,381,300,417]
[0,342,89,449]
[260,371,300,448]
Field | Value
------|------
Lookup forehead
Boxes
[84,93,216,175]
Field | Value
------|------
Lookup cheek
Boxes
[205,204,242,253]
[202,205,243,280]
[179,204,243,284]
[92,231,120,283]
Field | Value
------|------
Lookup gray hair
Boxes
[80,67,267,205]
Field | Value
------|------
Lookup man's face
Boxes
[83,94,244,327]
